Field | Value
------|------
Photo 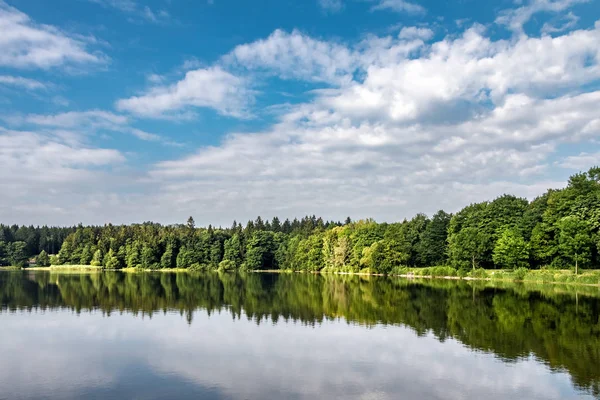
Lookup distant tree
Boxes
[418,210,450,266]
[557,216,593,274]
[36,250,51,267]
[0,241,7,266]
[160,241,177,269]
[8,242,28,267]
[104,249,121,269]
[245,231,276,270]
[493,228,529,269]
[186,216,195,230]
[223,234,243,267]
[80,245,93,265]
[91,249,103,267]
[449,227,489,270]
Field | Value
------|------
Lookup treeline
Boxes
[0,225,75,267]
[1,272,599,395]
[5,167,600,272]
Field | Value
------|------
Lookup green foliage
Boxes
[91,249,103,267]
[245,231,277,270]
[36,250,51,267]
[493,228,529,269]
[449,227,490,270]
[557,216,593,274]
[104,249,121,269]
[7,241,29,267]
[218,259,236,271]
[418,210,451,266]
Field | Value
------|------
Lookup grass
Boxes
[396,267,600,287]
[26,264,103,271]
[20,263,600,288]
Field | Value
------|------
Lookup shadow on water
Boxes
[1,270,599,398]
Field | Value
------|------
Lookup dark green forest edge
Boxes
[2,168,600,284]
[1,271,599,396]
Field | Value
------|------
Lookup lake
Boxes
[0,271,599,400]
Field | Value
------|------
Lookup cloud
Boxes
[398,26,434,41]
[318,0,344,13]
[87,0,170,24]
[24,110,128,128]
[226,29,357,85]
[116,66,253,119]
[370,0,426,14]
[0,75,46,90]
[1,4,600,225]
[0,128,124,206]
[0,1,105,69]
[541,11,579,34]
[141,23,600,225]
[8,110,182,146]
[557,152,600,170]
[496,0,588,34]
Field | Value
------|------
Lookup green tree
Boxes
[8,241,29,267]
[104,248,121,269]
[91,249,103,267]
[80,245,93,265]
[160,241,177,269]
[557,216,593,274]
[223,234,243,267]
[492,228,529,269]
[36,250,51,267]
[0,241,7,266]
[245,231,277,270]
[417,210,450,266]
[449,227,489,270]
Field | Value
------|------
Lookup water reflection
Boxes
[0,271,598,399]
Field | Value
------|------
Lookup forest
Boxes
[1,167,600,273]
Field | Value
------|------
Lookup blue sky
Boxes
[1,0,599,226]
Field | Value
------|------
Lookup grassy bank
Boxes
[390,266,600,287]
[26,265,103,271]
[14,264,600,287]
[0,266,22,270]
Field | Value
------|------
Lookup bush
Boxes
[513,267,528,281]
[218,260,236,271]
[429,266,457,277]
[468,268,489,279]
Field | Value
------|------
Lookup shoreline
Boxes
[7,265,600,288]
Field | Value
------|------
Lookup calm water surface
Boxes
[1,271,599,400]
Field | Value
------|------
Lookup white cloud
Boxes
[139,23,600,225]
[24,110,128,128]
[116,66,253,118]
[496,0,588,34]
[87,0,170,24]
[398,26,434,41]
[226,29,357,85]
[8,110,182,146]
[370,0,426,14]
[0,128,124,203]
[541,11,579,34]
[557,152,600,169]
[1,5,600,225]
[0,75,46,90]
[318,0,344,13]
[0,1,105,69]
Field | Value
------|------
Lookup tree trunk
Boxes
[472,255,475,271]
[575,258,578,276]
